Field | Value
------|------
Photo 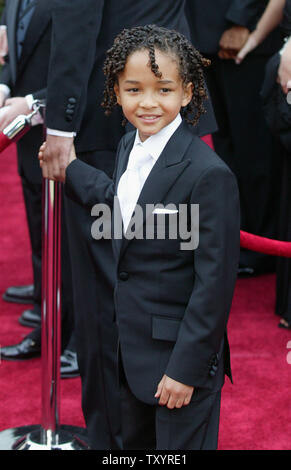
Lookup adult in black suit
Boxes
[185,0,283,274]
[254,0,291,329]
[0,0,50,326]
[0,0,75,368]
[276,0,291,330]
[63,118,240,449]
[41,0,218,451]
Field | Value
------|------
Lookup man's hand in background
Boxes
[218,25,250,60]
[0,90,6,108]
[0,26,8,65]
[278,38,291,94]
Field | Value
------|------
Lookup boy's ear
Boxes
[114,83,121,105]
[181,82,193,107]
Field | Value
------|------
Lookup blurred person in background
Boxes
[185,0,283,275]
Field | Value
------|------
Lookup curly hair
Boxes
[102,24,210,126]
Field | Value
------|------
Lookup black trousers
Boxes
[64,149,121,450]
[23,179,74,351]
[21,177,42,313]
[276,152,291,322]
[205,54,281,272]
[120,372,221,450]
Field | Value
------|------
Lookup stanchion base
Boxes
[0,425,89,450]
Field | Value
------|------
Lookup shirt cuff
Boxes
[0,83,11,99]
[0,25,7,31]
[25,94,34,110]
[46,128,77,138]
[24,94,44,126]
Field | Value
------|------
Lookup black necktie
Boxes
[20,0,32,16]
[17,0,36,58]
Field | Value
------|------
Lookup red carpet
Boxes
[0,143,291,450]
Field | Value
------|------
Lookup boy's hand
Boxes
[38,141,76,181]
[40,134,74,181]
[155,374,194,409]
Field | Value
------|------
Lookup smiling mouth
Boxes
[138,115,161,121]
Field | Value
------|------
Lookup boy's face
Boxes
[114,49,193,142]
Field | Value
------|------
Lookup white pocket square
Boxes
[152,208,178,215]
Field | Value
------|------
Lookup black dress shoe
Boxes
[0,337,41,361]
[3,284,34,304]
[18,308,41,328]
[60,350,79,378]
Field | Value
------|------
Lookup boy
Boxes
[40,25,240,450]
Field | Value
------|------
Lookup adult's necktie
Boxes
[17,0,36,58]
[117,144,153,233]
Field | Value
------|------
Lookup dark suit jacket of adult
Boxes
[65,121,241,405]
[0,0,51,184]
[185,0,282,56]
[45,0,216,163]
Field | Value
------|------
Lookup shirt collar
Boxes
[132,113,182,162]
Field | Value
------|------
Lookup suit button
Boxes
[119,272,129,281]
[68,97,77,104]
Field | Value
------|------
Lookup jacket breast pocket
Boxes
[152,315,182,342]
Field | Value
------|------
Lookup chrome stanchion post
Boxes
[0,114,88,450]
[40,177,62,443]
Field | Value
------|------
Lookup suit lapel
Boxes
[118,121,193,261]
[6,0,20,84]
[17,1,51,76]
[112,131,135,260]
[115,131,135,185]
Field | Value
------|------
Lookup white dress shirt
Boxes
[117,113,182,232]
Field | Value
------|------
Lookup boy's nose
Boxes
[140,93,158,108]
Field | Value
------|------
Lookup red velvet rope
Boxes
[0,133,12,153]
[240,230,291,258]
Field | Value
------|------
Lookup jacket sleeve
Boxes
[0,63,12,88]
[226,0,268,30]
[33,88,47,101]
[45,0,105,132]
[0,6,11,89]
[64,136,126,208]
[165,164,240,389]
[64,158,115,208]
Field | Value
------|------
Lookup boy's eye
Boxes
[160,88,172,93]
[127,88,139,93]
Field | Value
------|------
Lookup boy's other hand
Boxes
[39,141,76,181]
[155,374,194,409]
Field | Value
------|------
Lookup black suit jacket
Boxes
[45,0,217,157]
[0,0,52,184]
[65,121,240,404]
[185,0,282,56]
